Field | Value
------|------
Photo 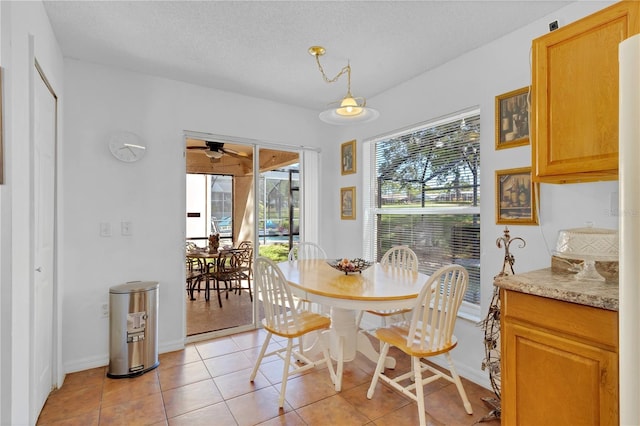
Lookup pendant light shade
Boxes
[337,96,363,116]
[309,46,379,125]
[319,96,380,125]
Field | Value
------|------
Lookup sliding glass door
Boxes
[185,136,309,339]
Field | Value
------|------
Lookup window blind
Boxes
[365,109,481,305]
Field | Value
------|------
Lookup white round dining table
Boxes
[277,259,429,391]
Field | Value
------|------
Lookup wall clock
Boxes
[108,131,146,162]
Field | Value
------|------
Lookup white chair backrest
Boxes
[255,257,300,331]
[288,242,327,261]
[380,246,419,272]
[407,264,468,352]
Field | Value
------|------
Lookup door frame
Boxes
[31,59,59,423]
[183,131,320,342]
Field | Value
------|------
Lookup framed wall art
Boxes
[495,167,538,225]
[341,139,356,175]
[495,87,530,150]
[340,186,356,220]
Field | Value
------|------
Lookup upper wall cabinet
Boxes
[531,1,640,183]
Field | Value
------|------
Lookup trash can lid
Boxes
[109,281,159,294]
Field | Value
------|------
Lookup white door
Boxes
[32,64,56,421]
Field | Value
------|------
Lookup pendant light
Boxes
[308,46,379,125]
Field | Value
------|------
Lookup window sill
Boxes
[458,302,481,323]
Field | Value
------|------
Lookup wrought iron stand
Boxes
[477,226,525,423]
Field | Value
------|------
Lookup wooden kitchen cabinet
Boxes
[501,289,618,425]
[531,1,640,183]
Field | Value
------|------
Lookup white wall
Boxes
[62,0,618,389]
[2,2,623,422]
[0,1,65,424]
[317,0,617,387]
[61,60,328,372]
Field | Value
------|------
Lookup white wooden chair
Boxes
[249,257,336,408]
[288,242,328,313]
[287,241,327,261]
[356,245,419,329]
[366,264,473,426]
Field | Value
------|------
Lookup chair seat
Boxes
[262,311,331,339]
[365,307,412,317]
[374,321,458,358]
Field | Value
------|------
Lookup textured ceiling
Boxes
[43,1,571,112]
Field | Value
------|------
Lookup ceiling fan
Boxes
[186,141,249,159]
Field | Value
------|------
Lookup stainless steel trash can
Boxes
[107,281,159,378]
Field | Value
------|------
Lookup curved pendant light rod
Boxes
[309,46,352,92]
[307,45,379,125]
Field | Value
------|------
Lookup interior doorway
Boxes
[185,136,300,338]
[33,62,58,423]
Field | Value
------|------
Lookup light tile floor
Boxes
[37,329,500,425]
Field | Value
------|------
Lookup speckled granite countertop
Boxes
[494,268,619,311]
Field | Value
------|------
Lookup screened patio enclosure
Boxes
[185,138,301,336]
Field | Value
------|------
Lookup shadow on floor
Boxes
[186,282,256,336]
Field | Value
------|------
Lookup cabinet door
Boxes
[532,1,640,183]
[502,321,619,425]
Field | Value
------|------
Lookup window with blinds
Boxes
[364,109,481,305]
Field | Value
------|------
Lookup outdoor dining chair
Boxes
[205,249,242,307]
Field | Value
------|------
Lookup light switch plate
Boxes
[100,222,112,237]
[121,221,132,236]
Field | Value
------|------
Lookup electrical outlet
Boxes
[101,303,109,319]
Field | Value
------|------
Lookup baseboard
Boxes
[427,355,493,391]
[63,338,185,375]
[64,355,109,375]
[359,313,494,392]
[160,338,186,353]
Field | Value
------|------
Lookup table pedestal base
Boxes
[327,307,396,391]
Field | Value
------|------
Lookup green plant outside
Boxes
[258,244,290,262]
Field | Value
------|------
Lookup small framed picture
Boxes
[340,186,356,220]
[341,139,356,175]
[495,167,538,225]
[495,87,530,150]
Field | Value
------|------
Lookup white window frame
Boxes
[362,108,481,320]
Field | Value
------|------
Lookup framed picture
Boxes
[341,139,356,175]
[495,87,530,150]
[340,186,356,220]
[495,167,538,225]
